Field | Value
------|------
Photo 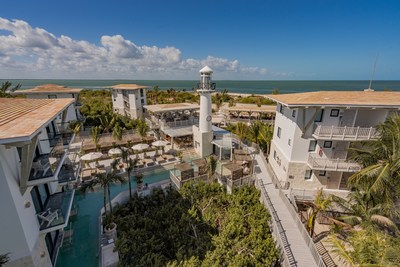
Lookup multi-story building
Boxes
[12,84,84,123]
[0,98,79,267]
[111,84,149,119]
[266,91,400,191]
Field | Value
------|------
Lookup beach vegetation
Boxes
[113,182,279,266]
[236,95,275,105]
[0,81,21,98]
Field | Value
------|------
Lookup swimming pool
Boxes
[56,167,171,267]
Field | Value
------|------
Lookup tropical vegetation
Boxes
[113,182,279,266]
[0,81,21,98]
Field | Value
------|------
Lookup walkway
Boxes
[253,153,320,267]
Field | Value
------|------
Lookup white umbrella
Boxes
[108,148,122,156]
[151,140,169,147]
[132,143,149,151]
[80,152,103,161]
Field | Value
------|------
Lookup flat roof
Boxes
[0,98,74,144]
[144,103,199,113]
[221,103,276,113]
[266,91,400,108]
[110,84,150,90]
[12,84,82,95]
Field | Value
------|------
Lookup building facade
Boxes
[111,84,149,119]
[12,84,84,124]
[0,98,78,267]
[266,91,400,191]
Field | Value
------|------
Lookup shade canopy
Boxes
[152,140,169,147]
[132,143,149,151]
[108,148,122,156]
[80,152,103,161]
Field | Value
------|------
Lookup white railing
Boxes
[169,172,208,188]
[313,125,378,141]
[307,154,361,172]
[290,188,350,201]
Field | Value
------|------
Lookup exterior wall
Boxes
[0,145,51,265]
[112,88,147,119]
[193,126,213,157]
[199,93,212,132]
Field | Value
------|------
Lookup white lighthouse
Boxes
[193,66,215,157]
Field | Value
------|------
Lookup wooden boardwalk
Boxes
[254,153,321,267]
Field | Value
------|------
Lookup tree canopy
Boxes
[113,182,279,266]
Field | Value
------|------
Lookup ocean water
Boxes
[4,79,400,94]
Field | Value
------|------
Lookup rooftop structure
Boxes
[144,103,199,114]
[111,84,148,119]
[12,84,84,122]
[265,90,400,192]
[12,84,82,94]
[0,97,77,267]
[266,91,400,108]
[0,98,74,143]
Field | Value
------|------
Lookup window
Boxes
[141,99,145,104]
[319,171,326,176]
[140,89,144,97]
[304,170,312,180]
[288,139,291,146]
[314,109,324,122]
[279,104,284,114]
[308,140,317,151]
[323,141,332,148]
[292,110,296,118]
[330,109,339,117]
[277,127,281,138]
[48,95,57,99]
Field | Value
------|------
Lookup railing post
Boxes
[368,127,372,139]
[330,125,334,138]
[355,126,359,140]
[342,126,346,140]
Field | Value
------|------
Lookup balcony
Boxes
[197,82,216,91]
[58,160,81,185]
[37,190,75,234]
[27,147,67,186]
[307,154,361,172]
[160,118,199,129]
[313,125,378,141]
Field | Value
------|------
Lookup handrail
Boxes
[257,179,296,267]
[313,125,378,140]
[307,154,361,172]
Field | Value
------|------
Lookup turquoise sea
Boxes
[4,79,400,94]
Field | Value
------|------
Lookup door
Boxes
[340,109,356,127]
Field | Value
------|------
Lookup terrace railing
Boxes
[307,154,361,172]
[169,172,208,188]
[313,125,378,141]
[160,118,199,129]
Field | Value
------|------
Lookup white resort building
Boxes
[266,90,400,191]
[12,84,84,123]
[0,98,78,267]
[111,84,149,119]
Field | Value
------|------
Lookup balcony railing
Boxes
[37,190,75,234]
[58,160,81,185]
[43,132,75,148]
[160,118,199,129]
[313,125,378,141]
[170,172,208,189]
[197,82,216,90]
[27,148,67,186]
[307,154,361,172]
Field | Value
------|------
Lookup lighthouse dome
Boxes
[199,66,213,73]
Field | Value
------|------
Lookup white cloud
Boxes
[0,17,269,79]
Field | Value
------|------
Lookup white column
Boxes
[199,93,212,133]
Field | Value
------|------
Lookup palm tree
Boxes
[348,114,400,205]
[91,126,101,151]
[0,81,21,98]
[68,120,82,137]
[235,122,248,148]
[136,119,149,141]
[259,123,274,154]
[112,123,124,142]
[80,171,125,215]
[0,253,10,266]
[248,121,262,144]
[205,156,218,183]
[331,191,398,232]
[153,85,160,104]
[303,189,332,237]
[213,93,223,111]
[99,113,116,133]
[125,158,138,199]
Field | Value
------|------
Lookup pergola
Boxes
[221,103,276,121]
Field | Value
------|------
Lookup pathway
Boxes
[254,153,320,267]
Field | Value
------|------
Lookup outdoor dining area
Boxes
[169,161,208,189]
[78,139,178,183]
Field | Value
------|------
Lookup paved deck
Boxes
[254,153,319,267]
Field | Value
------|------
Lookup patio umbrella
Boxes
[151,140,169,147]
[80,152,103,161]
[132,143,149,151]
[108,148,122,156]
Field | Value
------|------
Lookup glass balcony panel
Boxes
[29,148,66,183]
[37,190,75,233]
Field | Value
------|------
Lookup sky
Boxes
[1,0,400,80]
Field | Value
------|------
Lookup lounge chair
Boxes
[38,208,59,227]
[32,161,51,177]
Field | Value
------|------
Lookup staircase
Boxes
[315,242,337,267]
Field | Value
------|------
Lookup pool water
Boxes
[56,167,171,267]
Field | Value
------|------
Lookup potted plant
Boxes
[103,214,117,240]
[135,172,144,190]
